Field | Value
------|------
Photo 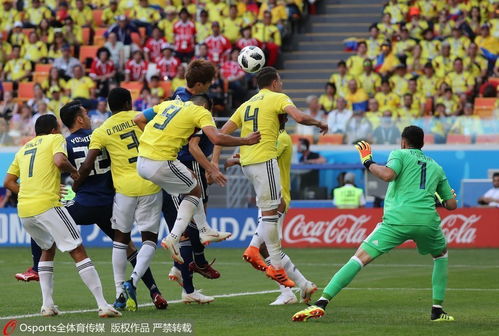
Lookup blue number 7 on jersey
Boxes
[154,105,182,130]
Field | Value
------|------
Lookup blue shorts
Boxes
[66,201,114,239]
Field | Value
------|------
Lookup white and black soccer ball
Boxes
[238,46,266,73]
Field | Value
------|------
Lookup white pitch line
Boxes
[2,287,499,321]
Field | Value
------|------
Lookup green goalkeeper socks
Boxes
[432,254,448,306]
[322,257,363,300]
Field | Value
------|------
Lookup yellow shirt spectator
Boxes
[366,37,383,59]
[0,41,12,66]
[9,31,28,47]
[158,18,176,43]
[319,93,335,112]
[435,94,459,116]
[346,54,367,77]
[446,36,470,58]
[222,17,243,44]
[418,75,439,97]
[375,91,400,111]
[383,2,407,23]
[172,77,187,92]
[70,5,93,27]
[24,5,52,26]
[358,72,381,97]
[407,20,429,40]
[119,0,138,10]
[445,71,475,94]
[22,37,48,63]
[389,73,410,97]
[416,0,437,19]
[432,54,454,78]
[48,96,70,119]
[420,39,441,60]
[259,2,288,24]
[102,7,125,26]
[131,5,161,23]
[475,34,499,54]
[66,76,95,99]
[196,21,212,43]
[464,56,488,78]
[206,1,227,23]
[252,22,281,46]
[394,38,417,56]
[3,57,32,81]
[0,7,21,32]
[329,73,353,98]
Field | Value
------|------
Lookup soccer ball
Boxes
[238,46,266,73]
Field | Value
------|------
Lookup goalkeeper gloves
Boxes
[354,141,375,169]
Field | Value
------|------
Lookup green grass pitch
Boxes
[1,247,499,335]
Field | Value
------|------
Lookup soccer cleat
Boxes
[168,266,184,287]
[431,307,455,322]
[199,227,232,246]
[152,292,168,310]
[299,282,318,303]
[188,260,220,279]
[182,289,214,304]
[242,246,267,272]
[15,267,39,282]
[265,265,295,288]
[98,305,122,318]
[269,292,298,305]
[113,293,126,310]
[292,305,325,322]
[122,280,137,312]
[161,235,184,264]
[41,305,60,317]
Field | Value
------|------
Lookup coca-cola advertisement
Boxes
[282,208,499,248]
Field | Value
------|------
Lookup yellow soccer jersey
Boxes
[346,55,366,77]
[89,111,160,197]
[359,72,381,97]
[446,71,475,94]
[230,89,294,166]
[375,92,400,111]
[139,100,216,161]
[7,134,67,218]
[277,130,292,209]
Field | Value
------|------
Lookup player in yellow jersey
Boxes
[225,114,318,305]
[213,67,328,287]
[74,88,162,312]
[3,115,120,318]
[136,94,260,264]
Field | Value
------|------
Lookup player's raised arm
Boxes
[211,120,243,166]
[203,125,260,147]
[73,149,101,190]
[355,141,397,182]
[188,135,228,187]
[284,105,328,135]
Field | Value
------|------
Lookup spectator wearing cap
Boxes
[475,24,499,55]
[345,79,368,112]
[327,97,353,134]
[358,59,381,97]
[432,42,453,78]
[252,10,281,67]
[221,49,247,107]
[8,22,27,47]
[0,0,21,32]
[346,41,368,77]
[222,5,243,44]
[446,57,475,95]
[47,87,70,119]
[23,0,52,28]
[329,60,353,98]
[65,64,96,105]
[130,0,161,36]
[53,44,82,79]
[106,15,140,46]
[125,50,147,82]
[144,27,168,63]
[374,42,399,75]
[206,0,227,23]
[196,10,212,44]
[406,6,429,40]
[104,32,125,71]
[389,64,411,97]
[173,8,196,63]
[2,45,32,82]
[296,95,325,136]
[156,45,180,80]
[418,62,439,97]
[89,98,111,129]
[447,27,470,58]
[205,21,231,65]
[158,8,177,43]
[102,0,124,27]
[344,110,372,144]
[375,79,400,111]
[70,0,93,28]
[297,138,326,164]
[90,47,116,98]
[333,172,366,209]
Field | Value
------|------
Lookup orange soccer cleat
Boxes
[265,265,295,288]
[242,246,267,272]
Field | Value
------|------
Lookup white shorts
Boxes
[21,207,82,252]
[111,192,163,234]
[243,159,281,211]
[137,156,197,196]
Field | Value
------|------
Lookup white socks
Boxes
[281,253,308,289]
[170,196,200,240]
[130,241,156,287]
[249,216,264,247]
[192,199,214,234]
[112,241,127,298]
[279,284,294,296]
[260,215,282,268]
[76,258,108,309]
[38,261,54,307]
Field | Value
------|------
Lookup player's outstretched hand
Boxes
[59,184,68,198]
[317,121,328,135]
[354,140,373,164]
[245,131,261,145]
[208,167,228,187]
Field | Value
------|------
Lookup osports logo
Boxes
[2,319,17,336]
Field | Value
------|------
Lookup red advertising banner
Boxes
[282,208,499,248]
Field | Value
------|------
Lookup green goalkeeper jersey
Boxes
[383,149,453,226]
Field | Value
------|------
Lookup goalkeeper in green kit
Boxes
[292,125,457,322]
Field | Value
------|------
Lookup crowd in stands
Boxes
[0,0,308,146]
[296,0,499,145]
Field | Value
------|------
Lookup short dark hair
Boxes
[35,114,58,136]
[401,125,424,149]
[108,87,132,113]
[186,59,216,88]
[325,82,336,90]
[256,66,279,88]
[60,100,83,128]
[337,60,346,68]
[190,94,213,111]
[493,172,499,179]
[299,138,310,149]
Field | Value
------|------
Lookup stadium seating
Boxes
[33,72,48,84]
[92,10,104,27]
[291,134,313,145]
[317,134,343,144]
[17,82,35,100]
[79,45,100,68]
[476,134,499,144]
[474,98,496,119]
[446,134,472,144]
[120,81,143,100]
[34,64,51,74]
[424,134,435,145]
